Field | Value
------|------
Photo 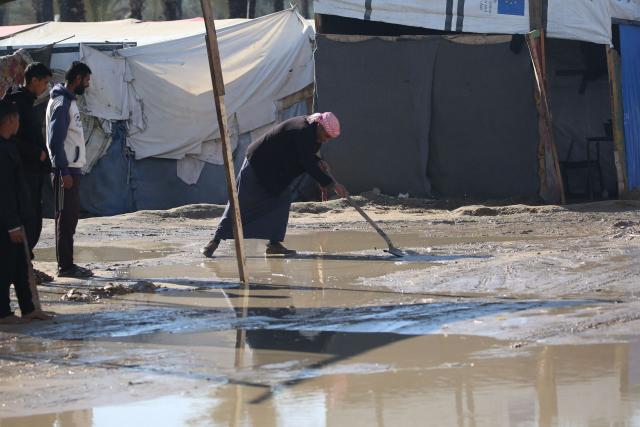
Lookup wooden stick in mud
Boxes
[200,0,248,284]
[20,227,41,310]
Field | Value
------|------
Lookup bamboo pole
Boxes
[200,0,248,284]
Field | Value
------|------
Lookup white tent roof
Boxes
[314,0,640,45]
[0,18,248,48]
[81,10,315,160]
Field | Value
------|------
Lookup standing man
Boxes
[46,61,93,278]
[3,63,53,263]
[0,100,52,323]
[201,112,348,258]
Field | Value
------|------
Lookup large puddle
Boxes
[2,331,639,426]
[3,230,638,425]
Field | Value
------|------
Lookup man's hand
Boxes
[61,174,73,189]
[333,183,349,198]
[318,160,330,172]
[40,151,46,162]
[8,229,23,244]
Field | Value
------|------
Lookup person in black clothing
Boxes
[202,113,347,257]
[3,63,53,260]
[0,100,53,324]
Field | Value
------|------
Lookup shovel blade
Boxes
[384,246,405,257]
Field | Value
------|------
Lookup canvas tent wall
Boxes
[313,0,640,200]
[0,18,247,70]
[0,10,314,215]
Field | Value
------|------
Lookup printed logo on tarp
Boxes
[498,0,525,16]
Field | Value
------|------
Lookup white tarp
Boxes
[79,44,129,120]
[117,10,315,160]
[0,18,247,48]
[313,0,640,45]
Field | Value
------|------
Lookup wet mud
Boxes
[1,201,640,425]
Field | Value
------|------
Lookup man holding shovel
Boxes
[202,113,348,257]
[0,100,52,323]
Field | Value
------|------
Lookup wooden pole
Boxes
[606,46,628,196]
[21,227,41,310]
[527,30,566,204]
[200,0,248,284]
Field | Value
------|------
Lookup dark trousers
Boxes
[214,159,292,243]
[0,233,35,318]
[24,172,44,253]
[54,174,81,271]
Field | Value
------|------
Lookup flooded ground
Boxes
[1,198,640,425]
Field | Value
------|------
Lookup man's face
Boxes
[32,76,50,97]
[73,74,91,95]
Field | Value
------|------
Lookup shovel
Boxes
[344,195,405,257]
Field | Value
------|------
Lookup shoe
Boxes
[201,239,220,258]
[58,264,93,278]
[33,269,54,284]
[265,242,297,256]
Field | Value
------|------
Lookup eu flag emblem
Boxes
[498,0,525,16]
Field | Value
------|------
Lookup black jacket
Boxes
[247,116,333,195]
[3,85,51,174]
[0,138,34,233]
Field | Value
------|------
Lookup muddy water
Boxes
[2,333,639,426]
[3,229,638,425]
[34,244,178,263]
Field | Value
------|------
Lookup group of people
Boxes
[1,55,348,324]
[1,61,93,324]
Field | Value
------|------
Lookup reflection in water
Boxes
[3,231,640,426]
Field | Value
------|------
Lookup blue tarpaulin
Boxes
[620,24,640,191]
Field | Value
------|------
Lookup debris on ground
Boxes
[60,281,159,303]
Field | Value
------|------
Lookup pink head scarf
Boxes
[307,112,341,138]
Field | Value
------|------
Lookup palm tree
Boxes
[228,0,245,18]
[32,0,54,22]
[129,0,144,19]
[163,0,182,19]
[60,0,87,21]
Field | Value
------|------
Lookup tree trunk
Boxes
[129,0,144,19]
[273,0,284,12]
[59,0,87,21]
[228,0,246,18]
[300,0,309,17]
[163,0,182,20]
[32,0,54,22]
[248,0,256,18]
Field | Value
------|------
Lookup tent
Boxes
[313,0,640,200]
[0,10,315,215]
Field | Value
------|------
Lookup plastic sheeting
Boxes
[317,35,436,197]
[80,101,309,215]
[315,34,540,199]
[428,37,539,198]
[314,0,640,45]
[0,19,247,48]
[83,10,315,161]
[620,24,640,191]
[315,0,530,34]
[79,45,130,121]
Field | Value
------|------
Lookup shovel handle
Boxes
[344,196,395,249]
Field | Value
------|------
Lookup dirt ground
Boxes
[1,196,639,426]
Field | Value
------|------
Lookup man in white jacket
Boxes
[46,61,92,278]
